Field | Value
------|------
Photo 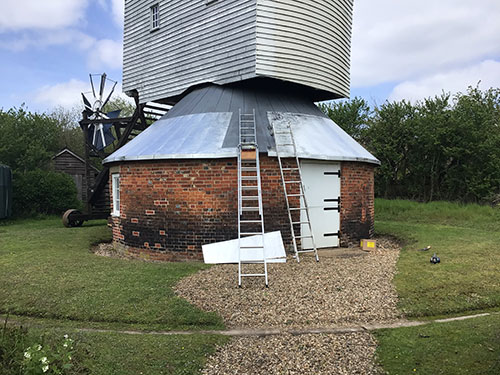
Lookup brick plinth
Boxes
[340,162,376,246]
[109,157,375,261]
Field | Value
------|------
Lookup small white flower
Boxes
[68,355,72,360]
[64,334,68,339]
[40,357,49,365]
[24,351,31,359]
[36,345,42,351]
[42,364,49,373]
[63,343,68,348]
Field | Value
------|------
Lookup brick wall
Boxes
[340,162,376,246]
[109,157,375,261]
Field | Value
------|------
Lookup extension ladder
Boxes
[272,120,319,263]
[237,109,268,287]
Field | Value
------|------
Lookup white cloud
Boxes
[0,30,94,52]
[110,0,125,28]
[351,0,500,87]
[96,0,124,28]
[34,79,89,109]
[0,0,89,31]
[87,39,123,70]
[388,60,500,102]
[0,30,122,70]
[34,78,130,110]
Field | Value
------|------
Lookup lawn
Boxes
[0,217,222,330]
[375,199,500,318]
[374,199,500,374]
[0,217,225,374]
[375,314,500,375]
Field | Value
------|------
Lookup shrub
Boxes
[0,317,79,375]
[12,170,81,216]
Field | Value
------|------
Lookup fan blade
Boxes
[106,109,122,119]
[99,73,107,102]
[89,74,96,99]
[91,125,98,147]
[81,93,92,109]
[101,81,117,111]
[99,125,106,150]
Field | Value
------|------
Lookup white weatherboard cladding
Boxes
[268,112,380,165]
[123,0,353,103]
[255,0,352,98]
[300,161,341,248]
[123,0,257,104]
[103,113,235,163]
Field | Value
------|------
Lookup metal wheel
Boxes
[62,209,84,228]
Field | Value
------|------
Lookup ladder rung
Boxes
[290,207,307,210]
[240,232,263,236]
[297,249,316,254]
[282,168,299,171]
[287,194,304,197]
[240,273,266,277]
[294,235,313,239]
[240,220,262,223]
[292,221,310,225]
[242,186,258,190]
[241,176,257,180]
[241,196,259,201]
[284,181,301,184]
[241,207,260,211]
[241,167,257,171]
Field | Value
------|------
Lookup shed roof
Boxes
[104,83,379,165]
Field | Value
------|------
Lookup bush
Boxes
[0,317,81,375]
[13,170,81,216]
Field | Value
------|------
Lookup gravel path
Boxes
[202,332,382,375]
[175,237,402,329]
[175,237,401,374]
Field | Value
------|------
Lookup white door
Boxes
[300,161,341,248]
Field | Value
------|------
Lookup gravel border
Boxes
[175,237,402,329]
[202,332,383,375]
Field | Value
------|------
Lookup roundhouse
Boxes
[104,0,379,261]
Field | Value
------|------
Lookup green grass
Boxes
[75,331,228,375]
[375,199,500,318]
[0,322,228,375]
[0,217,223,330]
[375,314,500,375]
[0,217,227,374]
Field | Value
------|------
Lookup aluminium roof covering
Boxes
[104,83,379,165]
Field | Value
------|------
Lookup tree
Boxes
[318,97,371,142]
[0,106,61,173]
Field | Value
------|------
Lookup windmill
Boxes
[81,73,120,151]
[62,73,170,227]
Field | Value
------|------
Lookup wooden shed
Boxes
[52,148,99,203]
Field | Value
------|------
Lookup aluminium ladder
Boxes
[272,120,319,263]
[237,109,268,287]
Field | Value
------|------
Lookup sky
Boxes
[0,0,499,113]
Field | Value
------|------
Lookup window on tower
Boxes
[150,4,160,31]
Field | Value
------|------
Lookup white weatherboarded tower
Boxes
[123,0,353,104]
